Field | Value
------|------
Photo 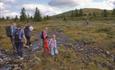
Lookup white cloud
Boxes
[107,0,115,8]
[0,0,16,3]
[22,4,62,16]
[0,2,5,10]
[49,0,93,7]
[81,2,113,10]
[1,9,19,18]
[0,0,19,18]
[0,1,19,18]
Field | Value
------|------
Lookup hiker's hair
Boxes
[45,27,48,30]
[52,34,56,38]
[17,25,23,28]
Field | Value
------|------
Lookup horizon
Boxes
[0,0,115,18]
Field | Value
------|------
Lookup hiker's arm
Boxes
[23,35,26,42]
[48,39,51,47]
[23,30,26,44]
[55,40,57,48]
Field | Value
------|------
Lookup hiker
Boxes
[42,27,50,55]
[86,19,89,25]
[6,23,17,51]
[24,24,34,48]
[14,26,26,59]
[49,34,58,56]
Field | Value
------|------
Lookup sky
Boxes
[0,0,115,18]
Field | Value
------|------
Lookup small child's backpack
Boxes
[40,31,44,39]
[5,26,12,37]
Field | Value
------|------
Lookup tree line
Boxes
[0,7,49,22]
[70,8,115,17]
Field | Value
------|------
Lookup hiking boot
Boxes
[25,46,29,48]
[19,57,24,60]
[18,56,24,60]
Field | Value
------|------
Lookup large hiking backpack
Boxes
[5,26,12,37]
[24,26,31,37]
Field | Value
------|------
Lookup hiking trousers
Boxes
[50,47,58,56]
[43,39,50,55]
[25,36,31,47]
[10,36,15,50]
[15,41,23,57]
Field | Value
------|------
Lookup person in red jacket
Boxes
[42,27,50,55]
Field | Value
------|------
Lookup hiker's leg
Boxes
[55,48,58,55]
[51,47,54,56]
[27,36,31,47]
[28,36,31,46]
[25,36,28,46]
[43,40,46,53]
[10,37,15,50]
[40,39,43,48]
[18,42,23,57]
[44,47,47,55]
[15,42,20,56]
[46,47,50,55]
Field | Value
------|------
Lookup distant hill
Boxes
[51,8,112,19]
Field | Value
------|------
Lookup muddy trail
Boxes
[0,29,115,70]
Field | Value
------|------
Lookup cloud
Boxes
[0,0,19,18]
[108,0,115,8]
[82,2,113,10]
[1,10,19,18]
[0,0,15,3]
[0,2,5,10]
[22,4,62,16]
[49,0,93,7]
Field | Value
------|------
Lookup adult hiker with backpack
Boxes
[14,25,26,59]
[41,27,50,55]
[24,24,34,48]
[6,23,17,51]
[49,34,58,56]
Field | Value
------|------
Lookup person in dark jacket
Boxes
[14,26,26,60]
[24,25,34,48]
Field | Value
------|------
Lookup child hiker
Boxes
[49,34,58,56]
[42,27,50,55]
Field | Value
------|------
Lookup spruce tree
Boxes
[93,12,96,17]
[71,11,74,17]
[112,8,115,17]
[75,9,79,17]
[34,7,42,22]
[14,15,18,21]
[20,8,27,21]
[6,16,10,20]
[102,9,108,17]
[79,9,83,16]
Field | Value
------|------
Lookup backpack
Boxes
[40,31,44,39]
[5,26,12,37]
[24,26,31,37]
[14,29,21,41]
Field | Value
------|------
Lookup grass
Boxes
[0,19,115,70]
